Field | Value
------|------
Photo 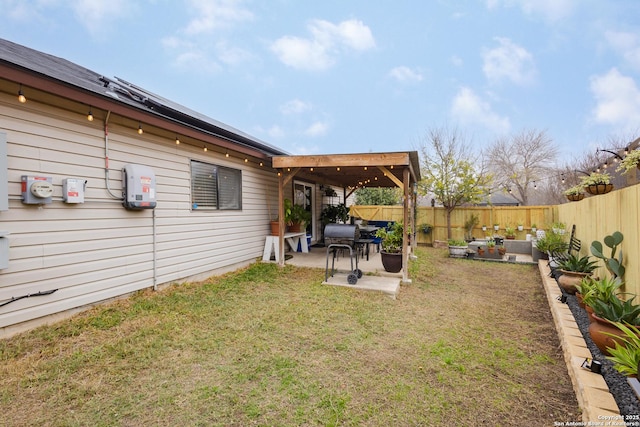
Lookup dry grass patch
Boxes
[0,248,579,426]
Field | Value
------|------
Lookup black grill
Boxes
[324,224,362,284]
[324,224,360,246]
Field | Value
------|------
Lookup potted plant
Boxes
[286,200,312,232]
[580,171,613,195]
[497,244,506,256]
[420,224,433,234]
[563,185,585,202]
[517,222,524,232]
[616,149,640,175]
[481,224,487,232]
[375,222,404,272]
[531,224,537,233]
[269,199,293,236]
[504,226,516,239]
[556,254,598,294]
[486,237,496,254]
[493,224,500,231]
[447,239,468,258]
[590,293,640,355]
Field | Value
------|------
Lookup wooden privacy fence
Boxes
[350,205,557,244]
[352,182,640,296]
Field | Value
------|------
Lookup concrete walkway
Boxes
[267,245,402,299]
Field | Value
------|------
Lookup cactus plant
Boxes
[590,231,625,280]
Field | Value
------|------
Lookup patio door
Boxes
[293,181,315,242]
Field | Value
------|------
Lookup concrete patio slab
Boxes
[322,273,401,299]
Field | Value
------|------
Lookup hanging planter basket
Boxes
[566,193,584,202]
[585,183,613,195]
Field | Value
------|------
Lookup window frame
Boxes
[190,160,242,211]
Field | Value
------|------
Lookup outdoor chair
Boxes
[547,224,581,276]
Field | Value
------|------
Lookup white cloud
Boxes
[304,121,329,137]
[605,30,640,71]
[450,55,463,67]
[271,18,375,71]
[388,66,423,83]
[267,125,285,138]
[280,99,312,115]
[450,86,510,134]
[183,0,253,35]
[70,0,135,38]
[162,37,221,72]
[486,0,576,22]
[590,68,640,128]
[482,37,536,85]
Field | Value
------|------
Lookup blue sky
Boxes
[2,0,640,160]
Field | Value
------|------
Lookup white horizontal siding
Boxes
[0,92,280,331]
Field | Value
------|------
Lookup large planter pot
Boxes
[448,245,468,258]
[557,270,591,295]
[566,193,584,202]
[380,251,403,273]
[588,313,627,356]
[585,183,613,195]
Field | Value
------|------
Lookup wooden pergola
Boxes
[271,151,422,282]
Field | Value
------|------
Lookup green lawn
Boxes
[0,247,579,426]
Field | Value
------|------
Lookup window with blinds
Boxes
[191,160,242,210]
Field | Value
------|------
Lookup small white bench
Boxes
[262,232,308,262]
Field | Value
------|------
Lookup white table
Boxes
[262,232,308,262]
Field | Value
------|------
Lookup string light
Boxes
[175,136,180,145]
[87,107,93,121]
[225,152,229,158]
[244,158,248,163]
[17,84,26,103]
[259,162,263,167]
[203,145,208,152]
[137,122,143,134]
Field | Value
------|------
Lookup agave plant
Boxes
[557,254,598,274]
[605,322,640,377]
[592,294,640,326]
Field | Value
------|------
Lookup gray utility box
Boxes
[122,164,157,210]
[0,230,9,269]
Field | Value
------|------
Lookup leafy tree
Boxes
[485,129,558,205]
[417,126,492,239]
[354,187,401,205]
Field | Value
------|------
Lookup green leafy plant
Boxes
[581,276,624,311]
[486,238,496,248]
[376,222,404,253]
[289,203,311,226]
[579,171,611,187]
[420,224,433,234]
[616,149,640,175]
[592,294,640,326]
[605,322,640,376]
[534,231,566,253]
[590,231,625,280]
[504,226,515,238]
[447,239,468,247]
[557,254,598,274]
[463,214,479,240]
[563,185,584,196]
[320,203,350,225]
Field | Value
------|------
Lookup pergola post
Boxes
[402,167,410,283]
[278,172,285,267]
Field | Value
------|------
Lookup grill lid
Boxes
[324,224,360,241]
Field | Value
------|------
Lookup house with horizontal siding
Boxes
[0,39,421,337]
[0,38,326,336]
